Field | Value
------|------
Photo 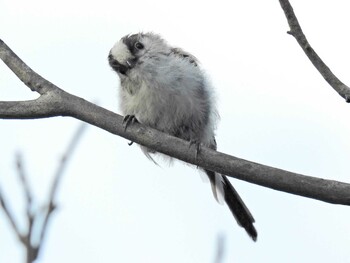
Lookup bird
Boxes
[108,32,257,241]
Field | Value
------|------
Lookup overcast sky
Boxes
[1,0,350,262]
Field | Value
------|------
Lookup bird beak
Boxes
[108,53,130,75]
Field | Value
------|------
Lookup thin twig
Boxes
[16,153,33,209]
[15,154,37,262]
[0,187,25,243]
[279,0,350,102]
[16,153,35,246]
[37,123,87,250]
[213,233,226,263]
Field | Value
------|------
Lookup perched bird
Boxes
[108,32,257,241]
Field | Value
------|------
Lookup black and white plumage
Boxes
[108,32,257,241]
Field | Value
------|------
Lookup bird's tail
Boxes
[205,169,257,241]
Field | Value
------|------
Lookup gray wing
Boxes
[171,47,199,66]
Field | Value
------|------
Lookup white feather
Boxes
[110,40,133,65]
[214,173,225,205]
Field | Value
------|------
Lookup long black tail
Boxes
[206,169,257,241]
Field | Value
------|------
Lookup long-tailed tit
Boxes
[108,32,257,241]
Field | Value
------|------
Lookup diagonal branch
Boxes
[1,38,350,206]
[0,187,26,243]
[37,123,87,249]
[279,0,350,102]
[0,39,59,95]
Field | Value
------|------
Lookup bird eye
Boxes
[134,42,144,50]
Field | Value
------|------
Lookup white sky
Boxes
[1,0,350,262]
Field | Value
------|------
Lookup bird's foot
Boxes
[122,115,138,146]
[189,140,202,162]
[122,115,138,131]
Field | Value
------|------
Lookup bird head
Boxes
[108,32,169,76]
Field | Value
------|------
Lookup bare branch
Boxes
[213,234,226,263]
[0,124,87,263]
[1,39,350,205]
[16,153,33,217]
[279,0,350,102]
[15,153,36,260]
[37,123,87,249]
[0,39,59,95]
[0,97,63,119]
[0,187,25,243]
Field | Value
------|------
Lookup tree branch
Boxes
[15,154,37,262]
[0,96,62,119]
[279,0,350,102]
[0,123,87,263]
[16,153,33,219]
[213,234,226,263]
[37,123,87,250]
[1,38,350,205]
[0,39,58,95]
[0,187,26,243]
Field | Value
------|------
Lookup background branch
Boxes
[0,124,87,263]
[279,0,350,102]
[15,154,36,262]
[37,123,87,249]
[213,234,226,263]
[1,38,350,206]
[0,187,25,243]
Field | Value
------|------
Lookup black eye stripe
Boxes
[122,34,144,54]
